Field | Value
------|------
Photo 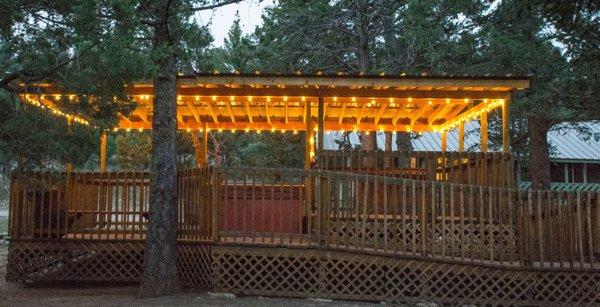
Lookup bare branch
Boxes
[190,0,245,12]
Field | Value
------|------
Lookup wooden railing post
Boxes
[421,180,428,258]
[211,167,219,242]
[316,171,328,246]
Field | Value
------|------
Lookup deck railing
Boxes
[8,167,600,270]
[317,150,515,188]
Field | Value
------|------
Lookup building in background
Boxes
[324,122,600,191]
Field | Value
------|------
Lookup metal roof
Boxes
[324,121,600,162]
[548,123,600,162]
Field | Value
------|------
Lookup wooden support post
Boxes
[100,131,107,172]
[211,168,219,241]
[502,98,510,153]
[191,131,203,168]
[305,100,313,170]
[201,123,208,166]
[317,96,324,151]
[458,122,465,153]
[317,95,325,167]
[481,112,488,153]
[65,117,74,172]
[441,131,447,154]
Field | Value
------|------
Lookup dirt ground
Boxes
[0,244,385,307]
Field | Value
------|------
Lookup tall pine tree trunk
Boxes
[354,0,377,167]
[140,3,180,296]
[527,116,552,190]
[396,131,412,167]
[384,131,393,167]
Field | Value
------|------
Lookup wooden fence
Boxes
[317,150,515,188]
[8,167,599,270]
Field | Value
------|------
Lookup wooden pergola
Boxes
[20,73,529,171]
[12,75,600,307]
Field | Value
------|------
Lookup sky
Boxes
[196,0,274,47]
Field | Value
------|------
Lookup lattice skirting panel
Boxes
[212,245,600,306]
[7,240,600,305]
[6,240,212,289]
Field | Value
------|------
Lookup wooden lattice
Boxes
[178,242,212,289]
[212,245,600,306]
[7,240,146,282]
[7,240,212,289]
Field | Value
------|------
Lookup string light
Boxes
[438,99,503,132]
[21,94,91,126]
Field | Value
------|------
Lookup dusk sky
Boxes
[196,0,274,47]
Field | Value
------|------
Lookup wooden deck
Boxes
[6,167,600,305]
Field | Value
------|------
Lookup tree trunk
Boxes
[210,133,223,166]
[395,132,412,151]
[384,132,392,151]
[396,132,412,167]
[527,116,552,190]
[384,132,393,167]
[140,4,180,297]
[354,0,377,167]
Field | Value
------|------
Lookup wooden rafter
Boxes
[392,103,405,125]
[205,100,219,123]
[442,104,469,124]
[226,100,236,123]
[339,103,347,124]
[131,109,149,123]
[303,101,308,124]
[374,101,389,125]
[184,100,201,123]
[410,104,433,127]
[265,99,271,124]
[356,102,368,125]
[428,103,452,124]
[245,100,253,123]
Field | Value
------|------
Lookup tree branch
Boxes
[190,0,245,12]
[0,43,98,91]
